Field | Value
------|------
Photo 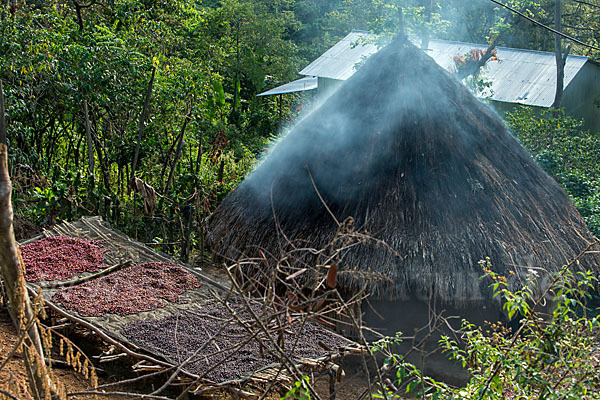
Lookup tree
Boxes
[203,0,299,124]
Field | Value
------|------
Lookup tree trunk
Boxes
[45,119,58,171]
[420,0,434,49]
[92,120,112,197]
[72,0,84,30]
[83,100,95,180]
[159,130,181,184]
[0,80,5,145]
[130,67,156,194]
[74,129,84,170]
[194,131,203,188]
[117,162,122,197]
[163,114,190,195]
[552,0,570,109]
[232,20,240,117]
[217,159,224,184]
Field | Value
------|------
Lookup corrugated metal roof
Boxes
[299,33,590,107]
[425,39,589,107]
[299,30,379,80]
[257,77,318,96]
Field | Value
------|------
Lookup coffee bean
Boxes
[21,236,106,282]
[121,303,352,382]
[52,262,202,317]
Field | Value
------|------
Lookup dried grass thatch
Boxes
[208,38,599,307]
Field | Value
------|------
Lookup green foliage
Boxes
[370,333,451,398]
[0,0,276,253]
[195,147,257,211]
[506,108,600,237]
[280,375,311,400]
[2,0,599,259]
[369,261,600,399]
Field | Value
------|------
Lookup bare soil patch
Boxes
[0,308,100,399]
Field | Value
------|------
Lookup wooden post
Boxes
[144,215,151,246]
[0,79,56,399]
[180,205,193,263]
[113,197,120,227]
[329,367,336,400]
[397,6,405,40]
[133,193,138,240]
[166,205,174,254]
[198,208,205,260]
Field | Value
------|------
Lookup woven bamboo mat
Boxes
[20,216,361,387]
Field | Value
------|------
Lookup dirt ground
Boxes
[0,308,102,400]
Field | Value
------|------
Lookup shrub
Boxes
[506,107,600,237]
[371,254,600,399]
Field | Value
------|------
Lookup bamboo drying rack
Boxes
[20,216,364,395]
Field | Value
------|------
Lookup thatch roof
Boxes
[208,38,599,307]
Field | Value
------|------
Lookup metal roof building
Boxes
[260,31,600,131]
[256,77,318,97]
[257,30,378,98]
[298,30,380,80]
[426,39,600,132]
[425,39,590,108]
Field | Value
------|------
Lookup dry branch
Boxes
[38,260,132,289]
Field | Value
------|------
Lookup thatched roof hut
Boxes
[208,38,599,308]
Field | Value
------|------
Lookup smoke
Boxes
[239,35,490,223]
[236,0,527,222]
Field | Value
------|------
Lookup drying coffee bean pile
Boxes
[20,236,106,282]
[51,262,202,317]
[120,303,353,382]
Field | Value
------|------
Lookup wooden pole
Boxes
[397,6,405,40]
[0,80,5,145]
[180,205,193,263]
[0,79,56,399]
